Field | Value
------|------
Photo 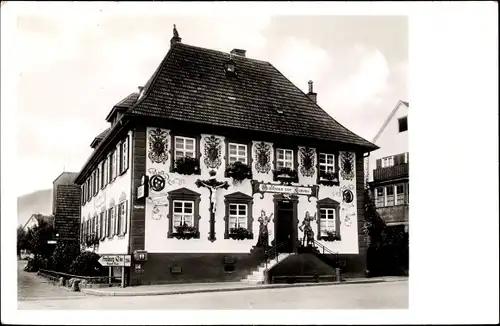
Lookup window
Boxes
[319,153,336,175]
[375,187,384,207]
[121,137,129,173]
[117,201,128,236]
[173,201,194,228]
[86,179,91,202]
[224,192,254,239]
[113,149,118,180]
[386,185,395,206]
[174,136,196,160]
[167,188,201,239]
[398,116,408,132]
[82,184,86,205]
[276,148,294,169]
[382,156,394,168]
[396,184,405,205]
[228,143,247,164]
[229,204,247,229]
[316,198,341,241]
[319,208,336,236]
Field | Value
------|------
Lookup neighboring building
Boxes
[23,213,54,232]
[366,100,409,231]
[74,27,378,286]
[52,172,81,242]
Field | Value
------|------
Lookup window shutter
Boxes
[107,209,112,238]
[123,201,128,235]
[376,159,381,168]
[117,204,122,235]
[96,214,100,239]
[113,206,118,235]
[123,137,129,171]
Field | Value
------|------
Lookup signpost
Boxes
[98,254,131,288]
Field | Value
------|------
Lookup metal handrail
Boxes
[312,240,339,268]
[264,240,289,270]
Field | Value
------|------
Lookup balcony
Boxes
[373,163,409,182]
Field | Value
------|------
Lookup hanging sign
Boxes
[251,180,319,202]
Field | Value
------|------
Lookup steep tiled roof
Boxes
[90,128,111,148]
[129,43,377,150]
[115,92,139,108]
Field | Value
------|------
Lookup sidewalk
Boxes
[81,276,408,297]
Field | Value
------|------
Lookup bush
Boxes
[69,251,106,277]
[49,240,80,273]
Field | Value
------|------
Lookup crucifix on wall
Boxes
[195,170,229,242]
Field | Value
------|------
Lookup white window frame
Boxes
[396,184,405,205]
[172,200,195,227]
[319,208,336,235]
[319,153,336,175]
[382,156,394,168]
[385,185,395,206]
[228,143,248,164]
[276,148,294,169]
[121,138,129,173]
[174,136,196,160]
[228,203,248,229]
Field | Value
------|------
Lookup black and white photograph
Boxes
[1,2,498,325]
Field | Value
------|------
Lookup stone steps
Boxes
[240,253,293,284]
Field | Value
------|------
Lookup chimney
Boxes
[171,24,182,48]
[307,80,317,103]
[230,49,246,57]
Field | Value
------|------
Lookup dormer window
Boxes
[224,60,237,76]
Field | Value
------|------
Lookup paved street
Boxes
[18,257,408,310]
[17,260,85,301]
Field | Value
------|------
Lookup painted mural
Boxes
[144,127,360,254]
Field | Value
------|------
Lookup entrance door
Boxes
[275,201,294,253]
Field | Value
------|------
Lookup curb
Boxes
[81,278,407,297]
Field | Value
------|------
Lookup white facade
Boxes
[367,101,409,183]
[144,127,360,255]
[80,130,133,255]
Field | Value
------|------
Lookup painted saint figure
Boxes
[299,211,316,247]
[256,210,273,248]
[197,172,227,213]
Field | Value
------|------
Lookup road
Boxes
[18,261,408,310]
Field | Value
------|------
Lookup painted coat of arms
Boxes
[203,135,222,169]
[254,141,271,174]
[148,128,169,164]
[340,152,355,180]
[299,147,316,177]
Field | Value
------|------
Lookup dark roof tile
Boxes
[129,43,377,150]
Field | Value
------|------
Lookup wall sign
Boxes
[98,255,132,267]
[251,180,319,202]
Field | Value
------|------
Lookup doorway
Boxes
[275,200,296,253]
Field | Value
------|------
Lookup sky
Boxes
[16,9,408,197]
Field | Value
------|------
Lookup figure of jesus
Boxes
[198,179,227,213]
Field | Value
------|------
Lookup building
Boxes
[52,172,81,242]
[367,100,409,231]
[23,213,54,232]
[74,27,378,286]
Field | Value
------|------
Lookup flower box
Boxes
[319,171,339,186]
[228,227,253,240]
[173,224,199,240]
[174,156,200,175]
[225,162,253,181]
[273,167,298,184]
[320,230,341,242]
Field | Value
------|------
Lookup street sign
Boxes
[98,254,132,267]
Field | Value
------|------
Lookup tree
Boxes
[49,240,80,273]
[28,219,55,268]
[17,225,30,259]
[69,251,105,277]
